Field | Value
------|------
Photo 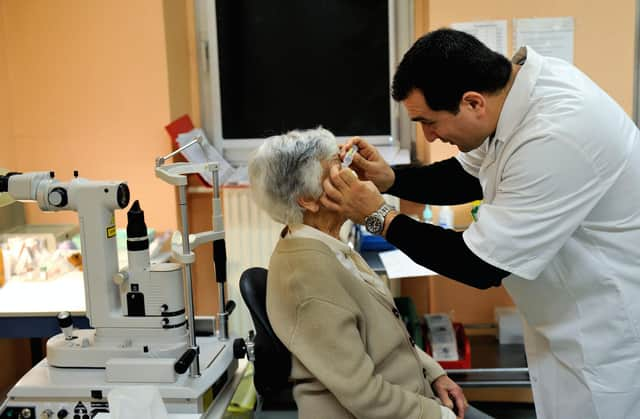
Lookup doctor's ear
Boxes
[461,91,486,112]
[297,196,320,213]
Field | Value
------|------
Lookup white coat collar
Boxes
[493,46,544,144]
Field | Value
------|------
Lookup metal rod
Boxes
[156,136,202,167]
[457,381,531,388]
[446,367,529,374]
[210,167,229,340]
[217,284,228,340]
[179,184,200,377]
[211,168,223,232]
[212,169,220,199]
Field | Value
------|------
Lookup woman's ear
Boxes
[297,196,320,213]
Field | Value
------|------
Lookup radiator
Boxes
[222,186,283,336]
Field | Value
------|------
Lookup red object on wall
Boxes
[164,114,209,186]
[165,114,195,144]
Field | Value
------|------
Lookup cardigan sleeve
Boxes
[414,347,446,384]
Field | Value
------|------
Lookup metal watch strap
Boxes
[364,203,395,235]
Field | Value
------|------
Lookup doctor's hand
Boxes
[341,137,395,193]
[321,164,385,224]
[432,375,468,419]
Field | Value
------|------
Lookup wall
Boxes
[425,0,637,163]
[404,0,637,323]
[0,0,199,231]
[0,4,12,170]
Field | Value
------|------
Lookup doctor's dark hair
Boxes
[392,28,512,113]
[248,127,339,225]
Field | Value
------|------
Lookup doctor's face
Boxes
[403,89,489,153]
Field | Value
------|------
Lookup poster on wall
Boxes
[513,17,574,63]
[451,20,508,56]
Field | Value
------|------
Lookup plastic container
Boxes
[438,205,454,229]
[422,204,432,223]
[423,322,471,369]
[358,226,396,251]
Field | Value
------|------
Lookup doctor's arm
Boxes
[386,158,483,205]
[321,165,508,289]
[384,215,510,289]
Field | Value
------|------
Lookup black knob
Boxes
[116,183,130,209]
[57,409,68,418]
[233,338,247,359]
[73,170,79,178]
[57,311,73,328]
[174,348,197,374]
[48,187,68,207]
[49,171,55,178]
[225,300,236,315]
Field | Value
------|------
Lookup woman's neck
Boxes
[301,211,345,239]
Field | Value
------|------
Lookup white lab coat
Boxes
[458,47,640,418]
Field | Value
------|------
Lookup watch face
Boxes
[365,214,384,235]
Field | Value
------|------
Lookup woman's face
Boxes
[299,153,348,228]
[319,153,349,219]
[322,153,342,176]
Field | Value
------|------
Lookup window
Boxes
[195,0,414,165]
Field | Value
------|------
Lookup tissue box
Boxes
[495,306,524,344]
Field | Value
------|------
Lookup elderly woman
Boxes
[249,128,488,419]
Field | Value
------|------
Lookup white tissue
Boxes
[107,386,169,419]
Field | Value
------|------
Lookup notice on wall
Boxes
[451,20,508,56]
[514,17,574,63]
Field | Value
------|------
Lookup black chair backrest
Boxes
[239,267,292,396]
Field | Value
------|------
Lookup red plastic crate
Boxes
[423,322,471,369]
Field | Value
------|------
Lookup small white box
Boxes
[495,306,524,344]
[424,313,459,361]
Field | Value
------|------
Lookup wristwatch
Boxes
[364,203,395,235]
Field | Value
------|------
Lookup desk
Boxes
[447,335,529,388]
[0,271,90,362]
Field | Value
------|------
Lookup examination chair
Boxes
[233,267,296,412]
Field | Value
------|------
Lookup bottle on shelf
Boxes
[438,205,454,229]
[422,204,432,224]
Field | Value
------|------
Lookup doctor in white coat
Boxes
[321,29,640,418]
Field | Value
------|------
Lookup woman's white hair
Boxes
[248,127,339,225]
